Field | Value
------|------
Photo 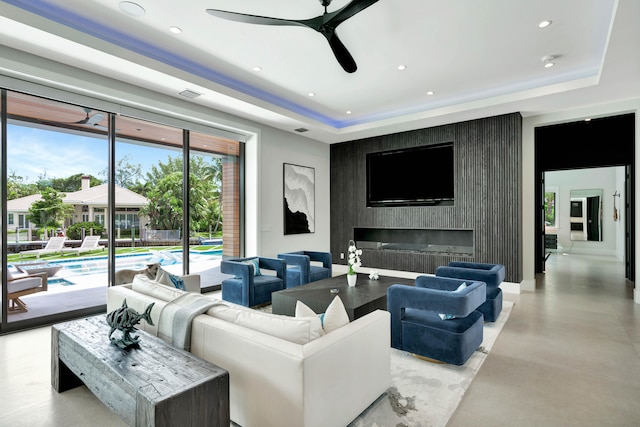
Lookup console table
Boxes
[52,315,229,427]
[272,273,415,320]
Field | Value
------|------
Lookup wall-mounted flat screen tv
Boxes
[366,142,454,207]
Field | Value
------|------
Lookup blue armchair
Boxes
[435,261,505,322]
[277,251,332,287]
[220,257,286,307]
[387,276,486,365]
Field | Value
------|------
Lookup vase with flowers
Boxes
[347,239,362,287]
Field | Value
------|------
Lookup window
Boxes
[7,213,13,225]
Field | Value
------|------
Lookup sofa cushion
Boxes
[7,276,42,293]
[208,303,323,344]
[132,275,186,301]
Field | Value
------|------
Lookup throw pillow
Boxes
[234,258,261,278]
[156,268,186,291]
[132,275,185,301]
[295,297,350,333]
[247,258,261,276]
[323,296,350,332]
[438,282,468,320]
[295,300,318,318]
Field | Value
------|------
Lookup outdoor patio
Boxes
[4,250,231,322]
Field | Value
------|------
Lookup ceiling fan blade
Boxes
[328,0,381,27]
[326,32,357,73]
[206,8,310,29]
[85,113,104,125]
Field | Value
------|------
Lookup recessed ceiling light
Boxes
[541,55,556,68]
[308,92,315,97]
[253,66,262,72]
[397,65,407,71]
[346,110,352,114]
[427,91,435,95]
[538,20,552,28]
[169,26,182,34]
[119,1,145,17]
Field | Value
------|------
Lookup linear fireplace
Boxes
[354,227,473,256]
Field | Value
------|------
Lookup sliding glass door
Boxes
[3,91,109,327]
[1,88,242,333]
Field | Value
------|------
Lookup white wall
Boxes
[250,127,330,258]
[545,167,622,257]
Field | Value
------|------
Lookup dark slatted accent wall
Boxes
[330,113,522,283]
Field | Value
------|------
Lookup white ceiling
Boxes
[1,0,639,143]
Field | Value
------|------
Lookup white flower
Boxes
[347,239,363,275]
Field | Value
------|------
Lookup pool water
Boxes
[49,277,75,286]
[37,249,222,280]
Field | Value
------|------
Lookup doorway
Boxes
[544,167,625,268]
[534,113,635,281]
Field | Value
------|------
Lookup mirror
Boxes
[570,188,603,241]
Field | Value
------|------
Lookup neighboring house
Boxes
[7,176,149,234]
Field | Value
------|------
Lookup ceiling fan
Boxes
[206,0,381,73]
[64,108,105,125]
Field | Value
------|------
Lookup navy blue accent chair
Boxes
[220,257,286,307]
[277,251,332,288]
[387,276,486,366]
[435,261,505,322]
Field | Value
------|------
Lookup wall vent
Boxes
[179,89,202,99]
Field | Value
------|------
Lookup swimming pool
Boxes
[28,249,222,279]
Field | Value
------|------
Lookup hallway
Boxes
[449,253,640,426]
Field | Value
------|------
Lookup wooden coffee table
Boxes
[271,273,415,321]
[52,315,230,427]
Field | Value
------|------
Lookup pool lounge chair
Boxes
[6,269,48,313]
[61,235,105,256]
[19,236,66,259]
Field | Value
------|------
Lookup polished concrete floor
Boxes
[0,253,638,426]
[450,253,640,426]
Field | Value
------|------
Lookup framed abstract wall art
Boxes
[283,163,315,234]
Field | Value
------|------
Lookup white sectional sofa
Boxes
[107,276,391,427]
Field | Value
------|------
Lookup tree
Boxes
[7,170,38,200]
[51,173,102,192]
[140,171,184,230]
[26,187,74,228]
[139,155,222,234]
[99,155,143,190]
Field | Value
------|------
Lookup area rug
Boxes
[348,300,514,427]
